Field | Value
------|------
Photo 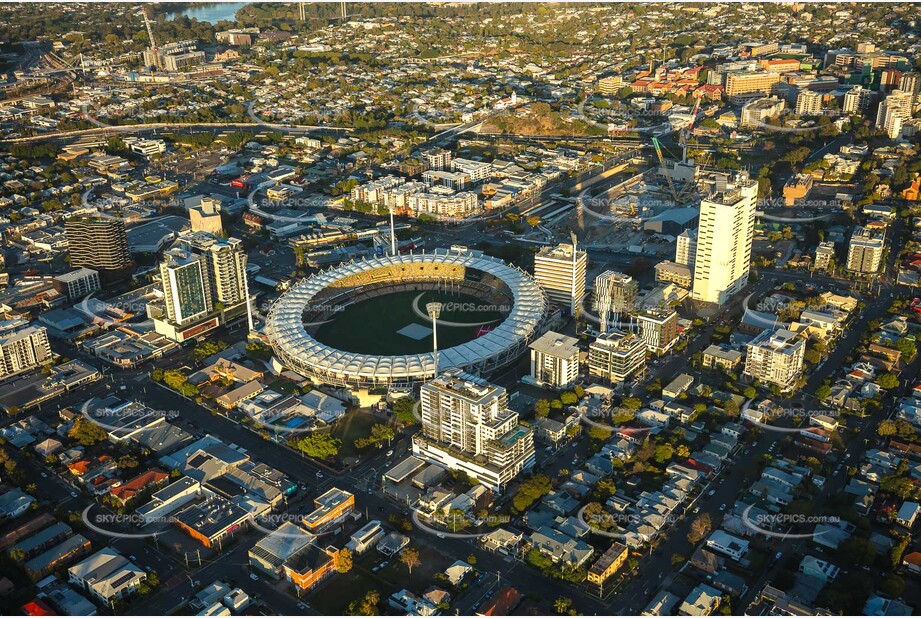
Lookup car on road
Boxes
[437,532,445,539]
[692,506,700,514]
[707,489,716,497]
[40,472,47,478]
[129,555,137,562]
[249,573,259,581]
[775,551,783,560]
[719,504,727,512]
[316,472,324,479]
[70,491,78,498]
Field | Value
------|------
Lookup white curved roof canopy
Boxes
[265,249,548,385]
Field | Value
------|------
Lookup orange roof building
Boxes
[110,469,169,504]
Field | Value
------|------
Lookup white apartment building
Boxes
[53,267,101,301]
[451,158,492,183]
[876,89,913,139]
[692,174,758,305]
[588,330,646,384]
[0,321,52,380]
[846,226,885,273]
[743,328,806,390]
[795,89,823,116]
[153,233,251,342]
[675,229,697,269]
[529,331,580,389]
[534,243,588,317]
[412,370,535,491]
[843,85,872,113]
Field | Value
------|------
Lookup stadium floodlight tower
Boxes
[426,301,443,379]
[389,205,397,256]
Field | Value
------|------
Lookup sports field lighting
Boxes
[427,301,443,378]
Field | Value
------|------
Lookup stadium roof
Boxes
[266,249,547,385]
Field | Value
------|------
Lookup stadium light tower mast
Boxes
[389,205,397,256]
[427,302,442,379]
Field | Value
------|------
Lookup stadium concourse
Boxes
[265,247,550,402]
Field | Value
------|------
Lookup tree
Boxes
[337,548,353,573]
[393,397,418,424]
[743,386,757,399]
[292,432,341,459]
[816,384,832,400]
[554,597,574,615]
[347,590,380,616]
[877,373,899,390]
[400,546,421,577]
[676,444,691,458]
[511,475,552,513]
[535,399,551,417]
[68,417,108,446]
[688,513,712,543]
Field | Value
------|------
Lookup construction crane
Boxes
[652,136,680,205]
[680,95,701,164]
[143,6,157,49]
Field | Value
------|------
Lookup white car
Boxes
[249,573,259,581]
[707,489,716,497]
[719,504,727,512]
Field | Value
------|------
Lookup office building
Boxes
[692,174,758,305]
[783,174,814,206]
[0,321,52,380]
[846,226,885,273]
[597,75,624,95]
[636,308,679,355]
[529,331,580,390]
[593,271,638,331]
[52,268,101,301]
[152,232,252,342]
[795,90,823,116]
[302,488,355,533]
[588,330,646,384]
[843,85,873,113]
[743,328,806,390]
[534,243,587,317]
[411,369,535,491]
[587,542,629,587]
[675,229,697,268]
[724,71,780,103]
[64,218,133,282]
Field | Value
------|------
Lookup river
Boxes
[165,2,248,24]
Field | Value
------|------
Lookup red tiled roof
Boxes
[480,587,521,616]
[111,469,168,501]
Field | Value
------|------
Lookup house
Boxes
[481,527,524,556]
[901,551,921,574]
[477,586,521,616]
[444,560,473,586]
[377,532,409,556]
[109,469,169,506]
[529,526,594,569]
[895,501,920,528]
[678,583,722,616]
[389,589,437,615]
[690,547,721,574]
[0,489,36,518]
[799,555,839,582]
[705,530,749,561]
[68,548,146,604]
[663,374,694,399]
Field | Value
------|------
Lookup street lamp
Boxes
[427,302,442,380]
